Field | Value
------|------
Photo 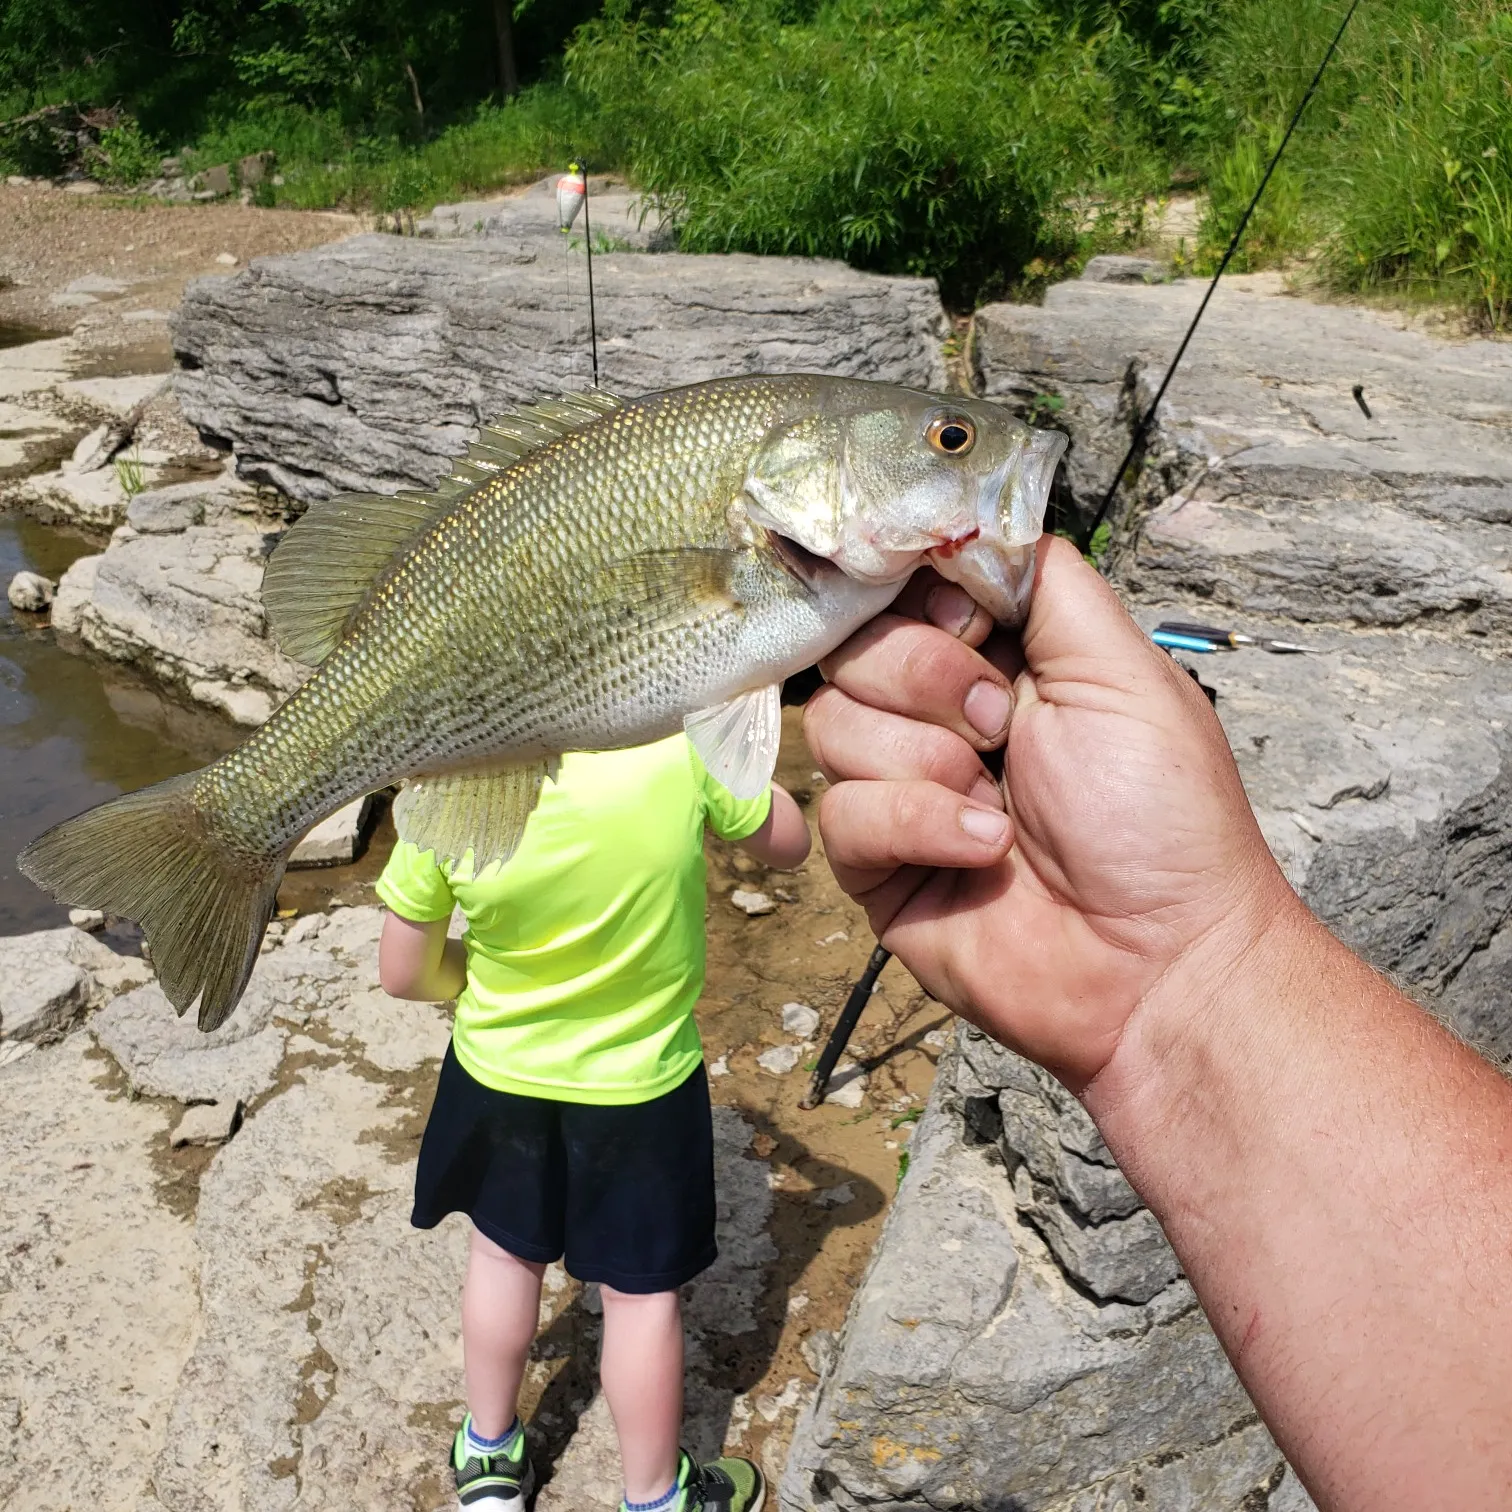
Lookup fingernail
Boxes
[963,680,1013,740]
[925,585,975,638]
[969,776,1003,810]
[959,805,1009,845]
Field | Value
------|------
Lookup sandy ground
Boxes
[0,181,362,333]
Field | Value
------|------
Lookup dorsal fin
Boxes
[261,390,624,664]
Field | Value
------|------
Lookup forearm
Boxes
[1087,900,1512,1510]
[738,785,812,869]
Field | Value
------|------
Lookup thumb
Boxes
[1022,535,1169,695]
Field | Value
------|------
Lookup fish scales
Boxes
[20,373,1066,1028]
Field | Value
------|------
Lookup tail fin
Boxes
[18,773,284,1032]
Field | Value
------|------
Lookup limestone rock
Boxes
[0,1035,200,1510]
[93,982,286,1105]
[170,1099,242,1146]
[48,552,98,636]
[1079,254,1162,284]
[62,421,117,474]
[12,462,134,529]
[781,1001,821,1038]
[290,794,374,866]
[782,1043,1288,1512]
[731,889,776,917]
[758,1043,803,1076]
[1131,620,1512,1058]
[67,907,105,931]
[173,234,949,501]
[823,1062,866,1108]
[7,569,54,611]
[65,511,306,724]
[973,276,1512,586]
[418,175,674,251]
[0,926,149,1044]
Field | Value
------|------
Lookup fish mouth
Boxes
[767,529,840,592]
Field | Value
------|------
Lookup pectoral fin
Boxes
[393,759,557,874]
[684,684,782,800]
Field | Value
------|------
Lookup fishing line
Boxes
[807,0,1363,1107]
[1077,0,1363,554]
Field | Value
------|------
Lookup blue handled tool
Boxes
[1153,630,1222,654]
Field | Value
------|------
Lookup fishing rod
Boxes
[1078,0,1363,554]
[557,160,601,388]
[803,0,1363,1108]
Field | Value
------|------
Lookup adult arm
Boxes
[378,910,467,1002]
[803,537,1512,1512]
[735,783,811,870]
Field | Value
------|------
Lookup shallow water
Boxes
[0,511,239,933]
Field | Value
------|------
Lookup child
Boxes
[376,734,811,1512]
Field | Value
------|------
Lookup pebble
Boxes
[67,908,106,932]
[215,252,238,266]
[816,929,849,946]
[730,888,776,917]
[801,1329,838,1377]
[757,1044,803,1076]
[781,1001,821,1038]
[708,1054,729,1078]
[170,1100,243,1148]
[922,1028,950,1050]
[811,1182,856,1209]
[824,1062,867,1107]
[8,570,55,612]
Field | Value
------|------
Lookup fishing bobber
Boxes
[556,164,586,232]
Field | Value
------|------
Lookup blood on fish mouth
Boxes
[928,527,980,561]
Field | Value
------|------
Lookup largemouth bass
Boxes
[21,374,1065,1030]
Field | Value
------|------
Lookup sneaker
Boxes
[452,1416,535,1510]
[679,1448,765,1512]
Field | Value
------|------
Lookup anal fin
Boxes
[392,760,556,875]
[685,684,782,800]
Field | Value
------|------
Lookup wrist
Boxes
[1080,869,1327,1189]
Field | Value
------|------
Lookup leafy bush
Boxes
[92,120,163,186]
[568,0,1175,305]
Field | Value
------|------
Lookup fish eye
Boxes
[927,416,976,456]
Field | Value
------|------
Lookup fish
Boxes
[20,373,1066,1031]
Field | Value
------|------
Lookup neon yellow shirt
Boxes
[375,736,772,1105]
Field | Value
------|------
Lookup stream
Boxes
[0,512,236,933]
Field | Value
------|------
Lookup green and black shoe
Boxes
[643,1449,764,1512]
[452,1416,535,1511]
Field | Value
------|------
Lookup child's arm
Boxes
[378,911,467,1001]
[736,784,812,870]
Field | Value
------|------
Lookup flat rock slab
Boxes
[94,982,288,1105]
[1137,616,1512,1053]
[173,234,948,501]
[290,794,373,867]
[0,1035,200,1511]
[61,511,306,725]
[0,925,153,1045]
[974,277,1512,612]
[418,175,673,251]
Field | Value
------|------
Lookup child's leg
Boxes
[600,1284,684,1502]
[462,1226,546,1438]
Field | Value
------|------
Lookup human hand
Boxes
[803,536,1299,1089]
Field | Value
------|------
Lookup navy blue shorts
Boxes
[412,1044,717,1293]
